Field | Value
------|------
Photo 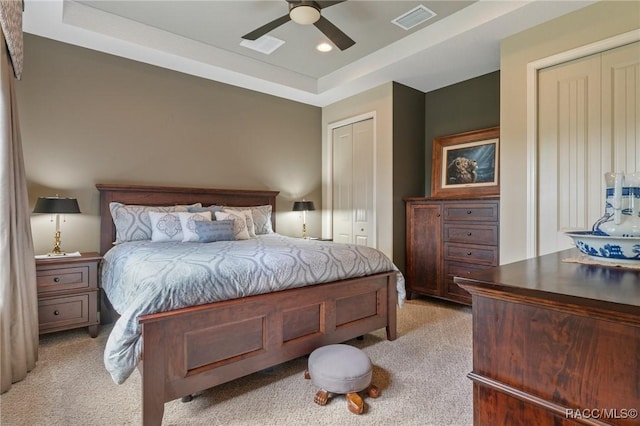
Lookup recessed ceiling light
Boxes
[316,42,333,53]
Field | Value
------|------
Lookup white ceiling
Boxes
[23,0,596,107]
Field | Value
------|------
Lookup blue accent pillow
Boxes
[194,220,236,243]
[188,205,224,215]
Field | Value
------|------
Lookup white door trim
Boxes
[324,111,377,243]
[525,29,640,258]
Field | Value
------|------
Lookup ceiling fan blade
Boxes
[314,15,355,51]
[242,14,291,40]
[315,1,346,9]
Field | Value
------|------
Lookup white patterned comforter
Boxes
[101,233,405,384]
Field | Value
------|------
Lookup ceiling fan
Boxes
[242,1,355,51]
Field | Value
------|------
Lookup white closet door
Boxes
[537,41,640,256]
[331,118,375,247]
[332,124,353,244]
[352,119,374,246]
[602,42,640,173]
[538,54,601,255]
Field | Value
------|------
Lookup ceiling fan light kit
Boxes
[242,0,355,51]
[289,4,320,25]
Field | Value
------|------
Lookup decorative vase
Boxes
[592,172,640,237]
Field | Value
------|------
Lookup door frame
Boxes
[323,111,377,243]
[525,29,640,258]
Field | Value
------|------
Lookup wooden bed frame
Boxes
[96,184,398,426]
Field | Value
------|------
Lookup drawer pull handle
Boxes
[467,251,472,256]
[53,310,60,316]
[466,232,472,236]
[53,277,60,283]
[467,210,472,214]
[436,213,440,217]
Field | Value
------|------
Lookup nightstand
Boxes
[35,252,101,338]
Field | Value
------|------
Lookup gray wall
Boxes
[424,71,500,195]
[18,34,322,254]
[392,82,425,274]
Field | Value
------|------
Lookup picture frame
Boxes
[431,126,500,198]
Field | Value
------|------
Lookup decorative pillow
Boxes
[227,205,273,235]
[214,211,250,240]
[109,202,201,244]
[149,211,211,242]
[187,205,224,215]
[223,208,255,237]
[179,212,213,242]
[192,220,236,243]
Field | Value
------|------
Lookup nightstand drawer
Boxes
[38,294,92,331]
[36,265,91,293]
[443,224,498,245]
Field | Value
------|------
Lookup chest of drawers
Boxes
[405,198,499,305]
[35,252,101,337]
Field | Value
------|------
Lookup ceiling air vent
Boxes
[391,4,436,30]
[240,35,285,55]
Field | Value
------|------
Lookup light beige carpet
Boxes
[1,298,473,426]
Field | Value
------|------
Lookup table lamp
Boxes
[292,200,315,239]
[33,196,81,255]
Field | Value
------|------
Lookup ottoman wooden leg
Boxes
[367,384,380,398]
[346,392,364,414]
[314,389,329,406]
[304,370,311,380]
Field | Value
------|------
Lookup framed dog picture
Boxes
[431,126,500,198]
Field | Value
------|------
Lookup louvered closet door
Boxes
[537,41,640,256]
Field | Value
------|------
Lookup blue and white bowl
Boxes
[565,231,640,263]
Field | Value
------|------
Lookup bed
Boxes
[97,183,403,426]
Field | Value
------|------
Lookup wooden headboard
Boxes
[96,184,279,255]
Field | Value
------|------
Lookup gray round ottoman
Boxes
[304,344,379,414]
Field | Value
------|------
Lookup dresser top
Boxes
[455,249,640,314]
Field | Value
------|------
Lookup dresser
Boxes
[455,250,640,425]
[405,197,499,304]
[36,252,101,337]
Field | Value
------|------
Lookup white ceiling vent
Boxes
[391,5,436,30]
[240,35,285,55]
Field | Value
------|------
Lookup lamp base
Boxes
[48,231,67,256]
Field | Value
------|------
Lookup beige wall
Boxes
[17,35,322,255]
[500,1,640,264]
[321,83,394,259]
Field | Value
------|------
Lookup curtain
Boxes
[0,0,37,394]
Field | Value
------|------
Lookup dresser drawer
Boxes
[444,243,498,265]
[444,224,498,245]
[36,265,92,294]
[445,261,496,281]
[38,293,93,332]
[443,202,498,222]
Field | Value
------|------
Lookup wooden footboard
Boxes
[139,271,397,426]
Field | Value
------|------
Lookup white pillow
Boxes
[179,211,212,242]
[226,205,273,235]
[214,210,250,240]
[223,208,255,238]
[149,211,210,242]
[109,202,202,243]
